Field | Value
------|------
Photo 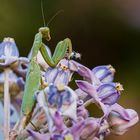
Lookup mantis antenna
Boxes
[47,9,64,26]
[40,0,64,27]
[41,0,46,27]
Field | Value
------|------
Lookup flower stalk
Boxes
[4,68,10,140]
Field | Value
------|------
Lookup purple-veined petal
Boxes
[54,70,71,86]
[44,85,77,121]
[53,111,66,132]
[97,82,123,105]
[76,80,108,117]
[54,59,73,85]
[0,38,19,67]
[70,60,100,85]
[108,106,139,135]
[110,104,131,121]
[45,84,73,109]
[70,120,85,140]
[45,68,59,84]
[0,37,19,57]
[92,65,115,83]
[80,118,100,140]
[76,80,108,118]
[75,88,88,100]
[76,80,97,100]
[62,86,77,121]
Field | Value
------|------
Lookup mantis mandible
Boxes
[20,27,73,130]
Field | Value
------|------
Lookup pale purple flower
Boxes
[92,65,115,83]
[0,38,19,67]
[44,84,73,109]
[45,59,72,86]
[96,82,123,105]
[108,104,139,135]
[0,37,29,78]
[79,118,100,140]
[76,80,123,110]
[27,117,100,140]
[35,84,77,128]
[44,84,78,121]
[0,38,19,57]
[44,59,98,86]
[75,64,122,107]
[52,111,66,133]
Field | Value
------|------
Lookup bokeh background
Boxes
[0,0,140,139]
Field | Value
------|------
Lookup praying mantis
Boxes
[20,27,73,130]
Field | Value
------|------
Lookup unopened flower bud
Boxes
[97,82,123,105]
[108,106,139,135]
[92,65,115,83]
[0,37,19,58]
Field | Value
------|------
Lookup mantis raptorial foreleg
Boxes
[19,27,73,130]
[40,38,72,67]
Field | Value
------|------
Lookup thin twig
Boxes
[4,68,10,140]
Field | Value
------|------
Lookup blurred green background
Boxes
[0,0,140,139]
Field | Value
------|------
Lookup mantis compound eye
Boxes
[39,27,51,41]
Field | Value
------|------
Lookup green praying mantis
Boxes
[20,27,73,130]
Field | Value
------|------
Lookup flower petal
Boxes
[53,111,66,132]
[76,80,97,99]
[0,37,19,57]
[92,65,115,83]
[97,83,121,105]
[108,107,139,135]
[70,60,100,84]
[62,86,77,121]
[80,118,100,140]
